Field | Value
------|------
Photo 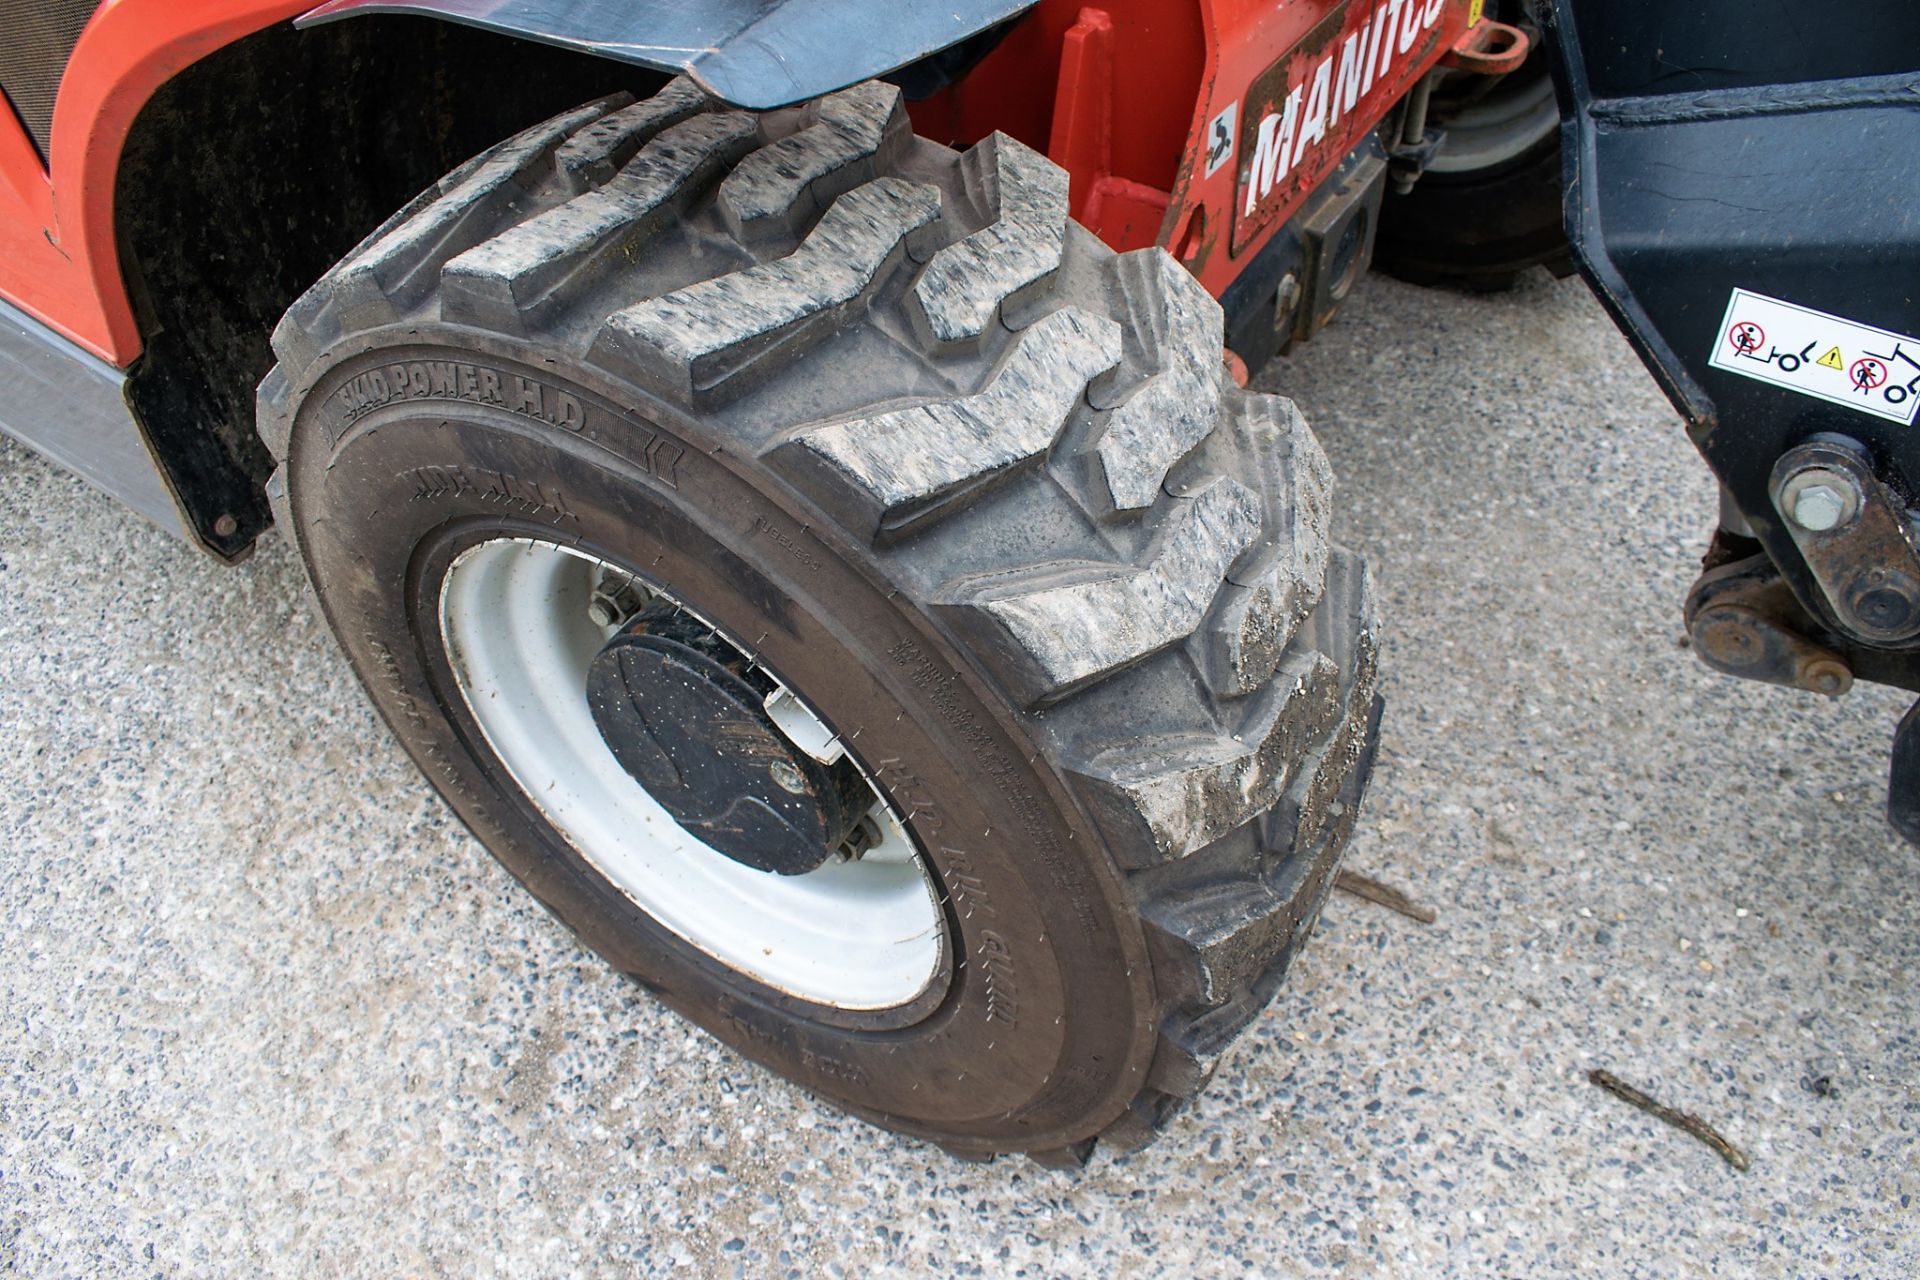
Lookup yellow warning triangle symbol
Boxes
[1817,346,1845,370]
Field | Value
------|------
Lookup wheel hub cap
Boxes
[587,603,865,876]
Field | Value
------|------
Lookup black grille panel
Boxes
[0,0,104,162]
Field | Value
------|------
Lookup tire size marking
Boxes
[800,1046,872,1088]
[876,758,998,919]
[880,640,1102,946]
[939,846,999,922]
[405,465,577,525]
[976,930,1021,1027]
[748,514,823,573]
[877,760,1018,1027]
[715,995,871,1086]
[363,633,490,812]
[1709,288,1920,424]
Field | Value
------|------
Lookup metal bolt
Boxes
[1791,484,1848,532]
[212,513,238,538]
[769,760,808,795]
[1272,272,1301,334]
[588,573,647,629]
[1780,466,1862,533]
[1800,659,1851,697]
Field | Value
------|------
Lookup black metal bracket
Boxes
[1892,701,1920,845]
[1543,1,1920,689]
[1545,1,1920,843]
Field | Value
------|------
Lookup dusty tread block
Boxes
[1145,1000,1261,1099]
[1075,649,1341,866]
[1195,399,1335,695]
[912,134,1069,344]
[594,177,942,397]
[1093,1091,1185,1155]
[1024,1139,1097,1171]
[331,98,619,315]
[1143,878,1295,1008]
[256,367,294,461]
[778,308,1120,537]
[1096,251,1227,511]
[262,463,291,535]
[1287,685,1379,860]
[1134,675,1372,1034]
[958,477,1262,702]
[442,113,760,327]
[1268,555,1381,854]
[1226,396,1333,588]
[720,81,908,237]
[267,153,496,377]
[555,77,710,190]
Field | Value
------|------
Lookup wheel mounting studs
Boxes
[588,568,649,628]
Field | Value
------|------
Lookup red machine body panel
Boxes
[0,0,312,363]
[0,0,1477,368]
[911,0,1479,292]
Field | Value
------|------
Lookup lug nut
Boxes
[588,573,648,629]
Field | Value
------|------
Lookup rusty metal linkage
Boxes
[1686,552,1854,696]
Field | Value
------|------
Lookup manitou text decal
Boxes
[1238,0,1449,224]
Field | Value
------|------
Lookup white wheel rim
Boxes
[439,537,944,1010]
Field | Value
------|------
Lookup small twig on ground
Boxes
[1333,869,1437,924]
[1587,1068,1751,1172]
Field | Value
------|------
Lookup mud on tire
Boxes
[259,78,1381,1165]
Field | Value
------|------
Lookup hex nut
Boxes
[1792,484,1848,532]
[1779,467,1862,533]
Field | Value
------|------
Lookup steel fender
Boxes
[296,0,1036,107]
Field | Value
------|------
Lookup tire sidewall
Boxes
[282,328,1157,1150]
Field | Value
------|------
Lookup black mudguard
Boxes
[298,0,1034,108]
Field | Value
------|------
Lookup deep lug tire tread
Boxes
[259,78,1382,1166]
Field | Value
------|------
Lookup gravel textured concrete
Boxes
[3,270,1916,1278]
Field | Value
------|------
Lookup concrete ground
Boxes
[2,269,1915,1278]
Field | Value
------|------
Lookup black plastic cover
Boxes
[0,0,102,160]
[298,0,1036,108]
[587,604,867,876]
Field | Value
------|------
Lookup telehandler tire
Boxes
[258,78,1380,1165]
[1374,42,1572,290]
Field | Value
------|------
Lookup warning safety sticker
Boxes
[1709,289,1920,426]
